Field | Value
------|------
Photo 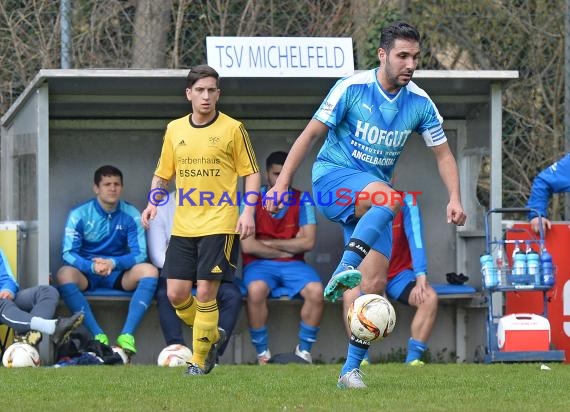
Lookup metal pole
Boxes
[564,0,570,221]
[60,0,72,69]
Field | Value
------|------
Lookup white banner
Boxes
[206,37,354,78]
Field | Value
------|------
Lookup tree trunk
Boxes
[131,0,172,68]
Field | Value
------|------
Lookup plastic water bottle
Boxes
[526,248,540,285]
[480,253,497,288]
[513,251,527,276]
[493,239,506,285]
[540,248,554,287]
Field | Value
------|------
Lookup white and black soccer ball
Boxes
[347,294,396,343]
[157,344,192,367]
[2,342,41,368]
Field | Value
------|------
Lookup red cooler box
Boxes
[497,313,550,352]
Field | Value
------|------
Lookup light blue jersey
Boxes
[313,68,446,183]
[526,153,570,220]
[0,249,18,296]
[62,198,148,276]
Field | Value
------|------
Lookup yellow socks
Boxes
[174,295,197,326]
[191,299,220,369]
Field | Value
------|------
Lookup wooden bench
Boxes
[77,282,484,364]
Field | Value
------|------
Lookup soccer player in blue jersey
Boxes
[526,153,570,234]
[264,21,466,388]
[56,165,158,355]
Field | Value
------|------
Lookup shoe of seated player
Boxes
[185,362,206,376]
[407,359,425,366]
[116,333,137,355]
[294,345,312,364]
[337,369,367,389]
[51,312,85,346]
[94,333,109,346]
[257,349,271,365]
[323,268,362,302]
[203,327,227,374]
[14,330,42,347]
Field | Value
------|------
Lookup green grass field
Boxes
[2,363,569,411]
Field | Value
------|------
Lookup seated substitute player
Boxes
[240,151,324,364]
[343,192,438,366]
[147,191,242,357]
[56,165,158,355]
[526,153,570,234]
[0,248,84,347]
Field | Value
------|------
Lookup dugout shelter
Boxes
[1,69,517,364]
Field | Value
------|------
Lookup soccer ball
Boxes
[111,346,130,364]
[2,342,41,368]
[157,344,192,367]
[347,294,396,343]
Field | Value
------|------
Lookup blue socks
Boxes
[406,338,427,363]
[333,205,394,275]
[298,321,319,353]
[249,326,269,354]
[341,342,369,376]
[59,283,103,336]
[121,277,158,335]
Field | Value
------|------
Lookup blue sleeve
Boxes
[527,154,570,219]
[313,77,350,129]
[61,209,95,275]
[0,249,19,296]
[402,194,428,276]
[112,208,148,271]
[299,193,317,227]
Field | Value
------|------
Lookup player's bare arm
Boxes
[240,236,294,259]
[260,224,316,254]
[431,143,467,226]
[141,175,169,229]
[265,120,328,213]
[236,172,261,239]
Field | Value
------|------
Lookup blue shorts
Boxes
[312,163,392,259]
[243,260,322,299]
[386,269,416,304]
[312,163,380,225]
[86,269,124,291]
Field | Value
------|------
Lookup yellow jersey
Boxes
[154,111,259,237]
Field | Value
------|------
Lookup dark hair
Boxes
[186,65,220,89]
[266,151,288,169]
[94,165,123,186]
[379,21,421,52]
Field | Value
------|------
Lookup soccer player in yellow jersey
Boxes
[142,65,260,375]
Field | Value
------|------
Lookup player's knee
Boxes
[134,263,159,278]
[40,285,60,301]
[419,288,439,311]
[302,282,324,303]
[427,288,439,308]
[167,288,189,306]
[56,266,78,284]
[247,281,269,304]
